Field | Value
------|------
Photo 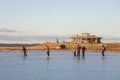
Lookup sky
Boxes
[0,0,120,43]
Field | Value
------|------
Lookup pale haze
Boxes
[0,0,120,43]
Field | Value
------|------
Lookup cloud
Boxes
[0,28,17,33]
[98,34,120,40]
[97,34,120,43]
[0,28,69,43]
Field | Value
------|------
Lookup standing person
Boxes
[101,45,106,56]
[22,46,27,56]
[77,44,81,57]
[82,46,86,57]
[46,45,50,57]
[72,46,76,57]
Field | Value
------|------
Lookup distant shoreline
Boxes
[0,42,120,52]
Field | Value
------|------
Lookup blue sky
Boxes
[0,0,120,37]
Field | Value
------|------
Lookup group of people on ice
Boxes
[22,44,106,57]
[73,45,86,57]
[72,44,106,57]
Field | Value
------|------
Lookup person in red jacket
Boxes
[82,46,86,57]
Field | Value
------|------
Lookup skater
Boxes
[46,45,50,56]
[77,44,81,57]
[22,46,27,56]
[82,46,86,57]
[72,46,76,57]
[101,45,106,56]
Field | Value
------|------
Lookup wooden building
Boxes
[70,33,102,43]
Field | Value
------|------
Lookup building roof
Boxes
[70,33,102,39]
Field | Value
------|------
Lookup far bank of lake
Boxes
[0,42,120,52]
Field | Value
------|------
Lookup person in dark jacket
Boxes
[101,45,106,56]
[82,46,86,57]
[77,44,81,57]
[46,45,50,56]
[22,46,27,56]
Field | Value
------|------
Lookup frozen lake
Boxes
[0,51,120,80]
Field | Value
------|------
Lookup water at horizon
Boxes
[0,51,120,80]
